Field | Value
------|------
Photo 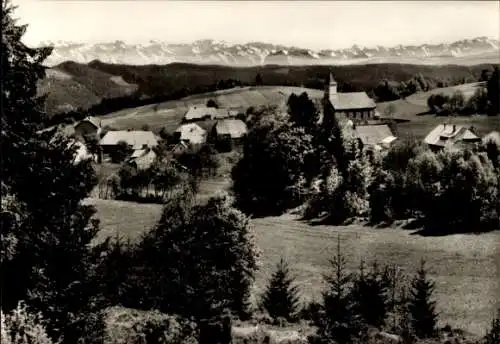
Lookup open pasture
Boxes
[87,197,500,336]
[405,82,486,107]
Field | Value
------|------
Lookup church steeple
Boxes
[324,72,338,100]
[328,72,337,95]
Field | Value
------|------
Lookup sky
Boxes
[11,0,500,50]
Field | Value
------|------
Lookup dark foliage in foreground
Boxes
[1,2,106,343]
[95,193,259,322]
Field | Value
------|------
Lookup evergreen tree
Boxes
[408,259,438,339]
[261,257,301,322]
[351,261,389,328]
[315,236,361,344]
[484,309,500,344]
[1,2,104,342]
[287,92,319,132]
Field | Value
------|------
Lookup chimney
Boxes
[453,124,456,132]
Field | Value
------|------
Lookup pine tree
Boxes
[315,236,361,344]
[484,309,500,344]
[1,2,104,343]
[351,261,389,328]
[408,259,438,338]
[261,257,301,322]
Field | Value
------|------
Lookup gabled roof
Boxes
[213,119,248,139]
[75,116,101,129]
[355,124,395,146]
[128,149,157,171]
[174,123,207,144]
[99,130,159,149]
[184,106,235,121]
[329,92,376,111]
[424,124,480,148]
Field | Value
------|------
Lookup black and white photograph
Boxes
[1,0,499,343]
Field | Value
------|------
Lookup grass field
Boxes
[405,82,486,107]
[86,198,500,337]
[100,86,323,133]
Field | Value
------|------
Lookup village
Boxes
[56,72,491,200]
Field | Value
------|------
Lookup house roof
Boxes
[128,149,157,171]
[184,106,236,121]
[99,130,159,149]
[213,119,248,139]
[329,92,376,111]
[75,116,101,129]
[355,124,395,146]
[424,124,481,148]
[174,123,207,144]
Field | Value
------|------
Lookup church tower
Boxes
[328,72,337,95]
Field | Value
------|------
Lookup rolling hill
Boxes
[100,86,324,133]
[39,61,496,117]
[38,61,138,114]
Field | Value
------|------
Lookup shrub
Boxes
[261,257,301,322]
[104,306,198,344]
[1,302,55,344]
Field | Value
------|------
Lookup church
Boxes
[323,73,377,123]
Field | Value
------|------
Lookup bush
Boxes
[1,302,55,344]
[104,306,198,344]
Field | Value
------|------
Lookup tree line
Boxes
[426,67,500,116]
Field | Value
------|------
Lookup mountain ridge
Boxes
[38,37,500,67]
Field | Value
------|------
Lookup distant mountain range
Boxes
[38,37,500,67]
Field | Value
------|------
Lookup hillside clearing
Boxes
[86,198,500,336]
[405,82,486,107]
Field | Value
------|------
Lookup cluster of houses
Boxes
[42,73,494,172]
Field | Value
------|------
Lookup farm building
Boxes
[323,73,377,123]
[127,148,157,171]
[212,119,248,141]
[183,106,237,122]
[211,119,248,152]
[174,123,207,145]
[354,124,397,151]
[74,116,102,139]
[424,123,481,151]
[99,130,159,156]
[169,141,190,156]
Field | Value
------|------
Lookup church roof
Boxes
[329,92,376,111]
[355,124,395,146]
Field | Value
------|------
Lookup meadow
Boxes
[85,197,500,337]
[100,86,323,133]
